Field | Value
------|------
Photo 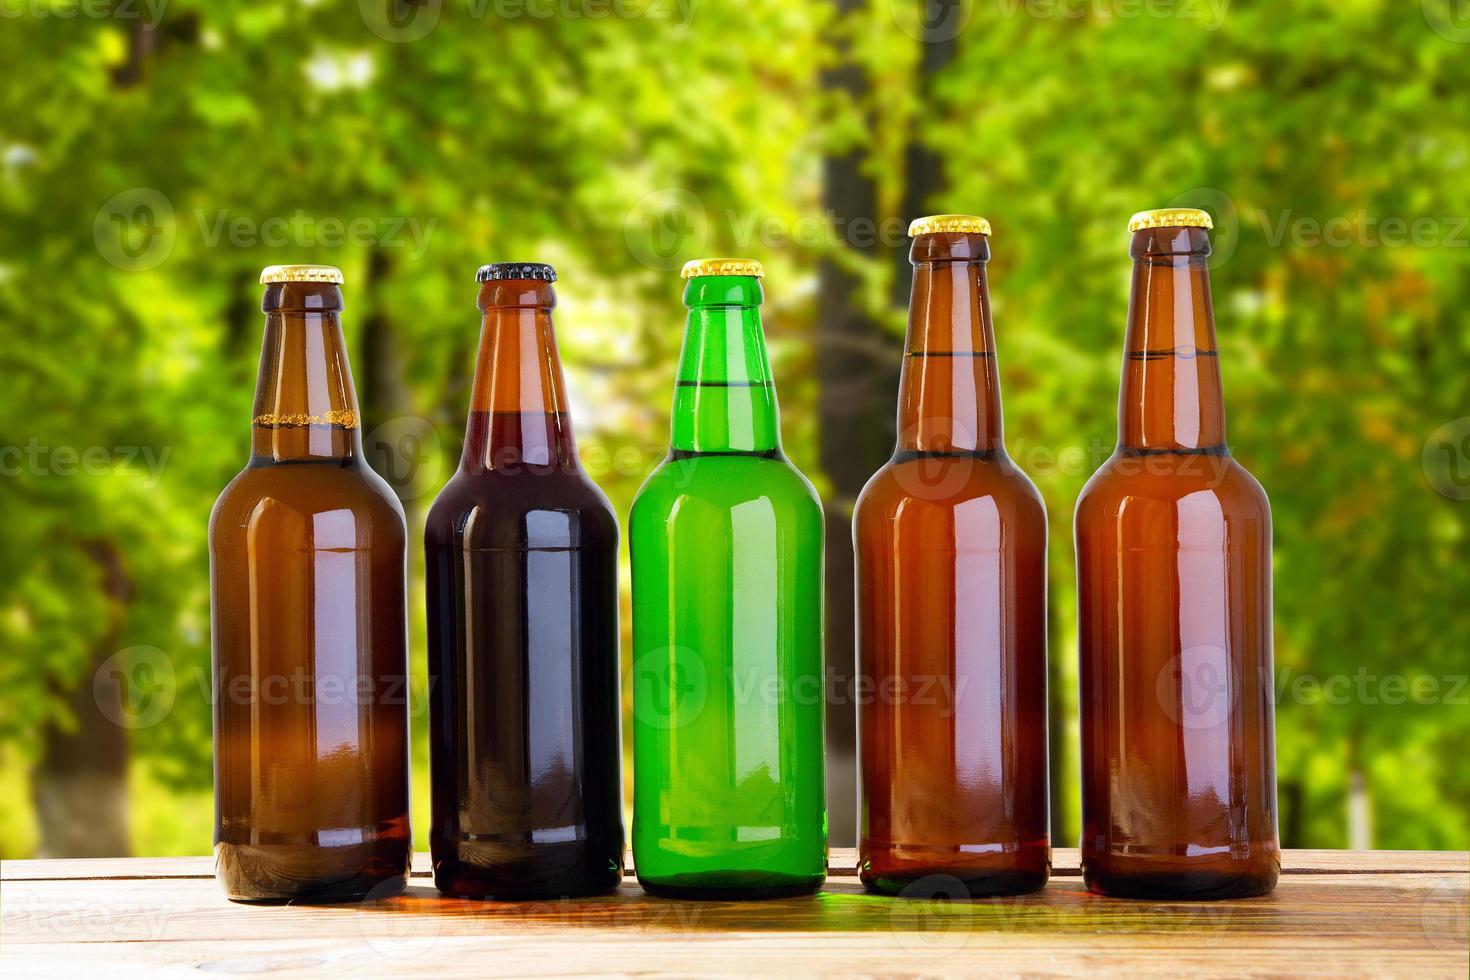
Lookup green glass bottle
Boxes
[630,258,827,899]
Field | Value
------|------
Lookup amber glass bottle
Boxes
[853,216,1049,897]
[425,263,624,899]
[210,265,411,903]
[1076,210,1279,899]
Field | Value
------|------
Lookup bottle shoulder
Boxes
[855,453,1045,524]
[210,460,406,543]
[1075,451,1270,525]
[426,468,617,550]
[631,453,822,522]
[428,467,613,518]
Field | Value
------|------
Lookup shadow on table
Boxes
[342,878,1287,941]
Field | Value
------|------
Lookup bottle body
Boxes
[1076,451,1277,897]
[210,272,410,903]
[855,457,1049,895]
[630,267,826,899]
[1076,219,1279,899]
[426,269,624,899]
[631,455,826,897]
[855,224,1049,896]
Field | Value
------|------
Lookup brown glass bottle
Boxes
[853,217,1050,897]
[1076,210,1279,900]
[210,265,411,903]
[425,264,624,900]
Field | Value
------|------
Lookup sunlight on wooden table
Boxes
[3,848,1466,977]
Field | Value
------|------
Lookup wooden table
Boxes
[3,849,1466,977]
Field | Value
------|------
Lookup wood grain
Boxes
[2,850,1465,978]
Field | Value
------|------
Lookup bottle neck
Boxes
[461,279,577,473]
[897,235,1003,456]
[250,284,362,463]
[1118,227,1227,453]
[670,275,780,457]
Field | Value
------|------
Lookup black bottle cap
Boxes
[475,262,557,283]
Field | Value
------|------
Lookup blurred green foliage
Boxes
[0,0,1466,856]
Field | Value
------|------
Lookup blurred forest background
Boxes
[1,0,1468,858]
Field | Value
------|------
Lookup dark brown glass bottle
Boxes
[853,216,1050,897]
[425,263,624,900]
[210,265,411,903]
[1076,210,1279,899]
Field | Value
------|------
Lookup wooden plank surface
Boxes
[2,850,1466,978]
[5,847,1466,880]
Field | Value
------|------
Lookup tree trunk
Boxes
[1048,582,1071,845]
[816,4,884,848]
[358,251,419,514]
[1280,778,1304,848]
[32,539,133,857]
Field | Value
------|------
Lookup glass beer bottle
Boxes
[210,265,411,903]
[1076,210,1279,899]
[630,259,826,899]
[854,216,1049,896]
[425,263,624,899]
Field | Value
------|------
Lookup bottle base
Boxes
[215,838,410,904]
[432,839,624,901]
[1083,851,1280,900]
[435,876,622,902]
[638,872,824,901]
[861,867,1048,898]
[860,842,1050,898]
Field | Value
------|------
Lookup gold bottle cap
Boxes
[680,258,765,279]
[1127,208,1213,232]
[907,214,992,238]
[260,264,345,285]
